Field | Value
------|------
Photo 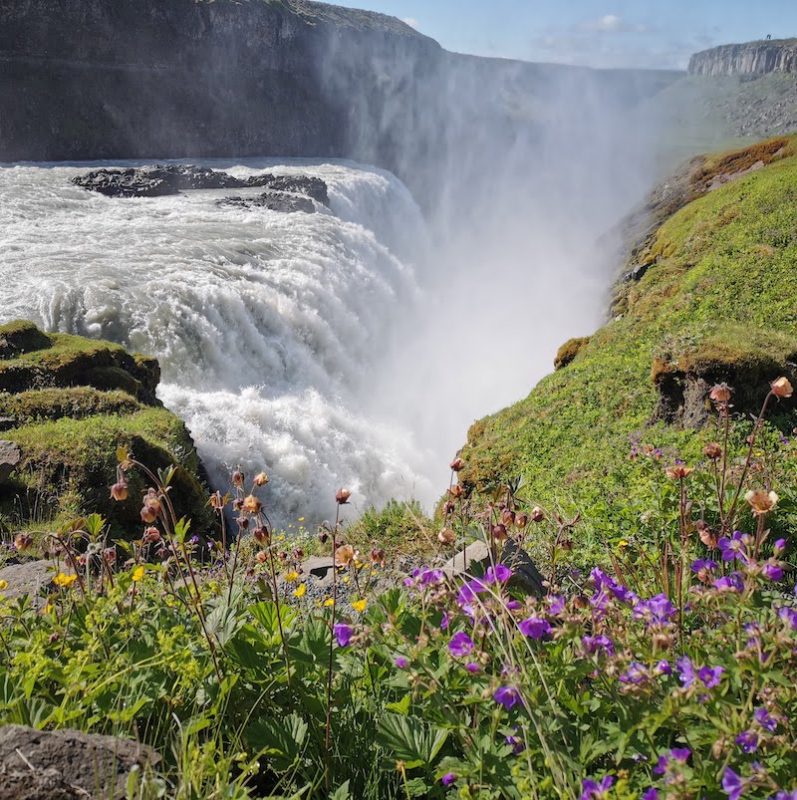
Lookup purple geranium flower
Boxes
[619,662,648,685]
[654,748,690,775]
[548,594,566,615]
[493,685,521,710]
[465,661,480,673]
[773,538,787,555]
[778,606,797,630]
[656,659,672,675]
[440,611,450,631]
[505,734,525,755]
[419,568,445,585]
[722,767,747,800]
[518,617,552,639]
[763,561,784,581]
[714,572,744,593]
[634,593,676,626]
[691,558,718,572]
[394,656,409,669]
[448,631,475,658]
[754,707,778,732]
[582,634,614,656]
[643,790,659,800]
[676,656,696,687]
[441,772,457,786]
[581,775,615,800]
[698,665,725,688]
[719,531,750,563]
[736,731,759,753]
[485,564,512,584]
[333,623,353,647]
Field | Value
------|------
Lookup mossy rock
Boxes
[554,337,591,370]
[0,320,213,539]
[0,321,52,359]
[459,136,797,549]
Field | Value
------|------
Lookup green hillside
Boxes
[459,136,797,556]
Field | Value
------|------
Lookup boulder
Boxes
[0,725,158,800]
[0,561,59,601]
[442,538,544,596]
[0,441,21,483]
[219,192,316,214]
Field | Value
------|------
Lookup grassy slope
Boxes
[461,136,797,550]
[0,322,211,537]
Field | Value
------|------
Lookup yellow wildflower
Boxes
[132,565,145,582]
[285,570,300,583]
[0,579,7,591]
[323,597,335,607]
[53,573,77,589]
[293,583,307,598]
[352,598,368,613]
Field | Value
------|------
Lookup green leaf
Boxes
[376,714,449,770]
[386,693,411,716]
[329,781,351,800]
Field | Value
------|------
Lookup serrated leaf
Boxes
[376,714,449,769]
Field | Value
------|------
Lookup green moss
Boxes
[461,136,797,551]
[0,320,53,358]
[0,321,211,538]
[554,337,591,370]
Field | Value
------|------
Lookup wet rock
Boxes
[442,539,544,596]
[73,166,330,208]
[0,440,21,483]
[219,191,316,214]
[0,725,158,800]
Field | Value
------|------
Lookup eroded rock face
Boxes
[0,725,158,800]
[689,40,797,76]
[219,192,316,213]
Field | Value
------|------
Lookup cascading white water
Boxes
[0,159,438,523]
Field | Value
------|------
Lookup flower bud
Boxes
[515,513,529,528]
[336,488,352,505]
[771,377,793,399]
[370,547,385,565]
[491,524,508,541]
[14,533,33,551]
[449,457,465,472]
[449,484,463,499]
[237,515,250,530]
[704,442,722,460]
[253,526,269,544]
[531,507,545,523]
[232,470,244,488]
[102,547,117,565]
[438,527,456,545]
[501,508,515,527]
[110,480,129,502]
[255,550,267,564]
[143,527,161,544]
[709,383,732,405]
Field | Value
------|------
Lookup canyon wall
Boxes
[689,40,797,76]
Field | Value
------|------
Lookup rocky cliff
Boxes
[689,40,797,76]
[0,0,677,189]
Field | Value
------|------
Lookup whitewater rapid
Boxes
[0,160,437,523]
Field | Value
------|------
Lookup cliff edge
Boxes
[689,39,797,76]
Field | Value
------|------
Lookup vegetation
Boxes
[1,375,796,798]
[0,321,211,539]
[460,137,797,564]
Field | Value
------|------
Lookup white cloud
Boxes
[581,14,650,35]
[401,17,420,30]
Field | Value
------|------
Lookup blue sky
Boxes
[354,0,797,69]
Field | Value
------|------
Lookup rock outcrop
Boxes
[689,40,797,76]
[0,725,158,800]
[0,320,213,538]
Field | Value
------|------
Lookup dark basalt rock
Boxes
[73,166,330,208]
[0,725,159,800]
[219,191,316,214]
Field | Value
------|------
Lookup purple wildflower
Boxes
[485,564,512,584]
[719,532,750,563]
[505,734,525,755]
[634,593,676,626]
[419,568,445,585]
[722,767,747,800]
[548,594,566,615]
[654,748,691,776]
[714,572,744,593]
[333,623,353,647]
[698,665,725,688]
[676,656,696,687]
[736,731,759,753]
[465,661,481,673]
[773,538,787,555]
[493,685,521,710]
[394,656,409,669]
[518,617,552,639]
[448,631,475,658]
[643,790,659,800]
[754,707,778,732]
[691,558,718,572]
[619,662,648,685]
[763,561,784,582]
[582,634,614,656]
[440,611,450,631]
[655,659,672,675]
[441,772,457,786]
[581,775,615,800]
[778,606,797,630]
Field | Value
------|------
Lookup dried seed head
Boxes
[254,471,270,487]
[253,526,269,544]
[438,527,456,545]
[110,480,129,502]
[335,544,356,567]
[209,491,224,510]
[14,533,33,552]
[709,383,732,405]
[771,376,794,399]
[704,442,722,460]
[232,470,245,488]
[491,524,508,541]
[243,495,262,515]
[335,488,352,505]
[233,498,244,512]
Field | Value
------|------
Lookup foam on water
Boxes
[0,159,436,522]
